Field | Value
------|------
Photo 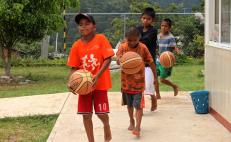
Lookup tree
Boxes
[0,0,64,76]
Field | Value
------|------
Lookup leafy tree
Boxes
[0,0,66,76]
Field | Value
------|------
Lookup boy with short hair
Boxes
[137,7,160,111]
[157,18,179,96]
[116,26,159,136]
[67,13,114,142]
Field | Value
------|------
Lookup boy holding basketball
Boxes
[137,7,160,111]
[157,18,180,96]
[67,13,114,142]
[116,27,159,136]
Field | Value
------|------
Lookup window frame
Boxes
[207,0,231,49]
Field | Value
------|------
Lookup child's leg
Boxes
[97,114,112,142]
[127,106,135,130]
[132,94,143,136]
[150,95,157,111]
[124,93,135,130]
[94,90,111,142]
[78,92,94,142]
[160,78,178,96]
[144,67,158,110]
[83,114,95,142]
[134,108,143,133]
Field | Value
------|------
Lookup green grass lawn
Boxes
[0,114,58,142]
[110,64,204,91]
[0,66,70,98]
[0,64,204,98]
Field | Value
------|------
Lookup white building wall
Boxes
[205,45,231,123]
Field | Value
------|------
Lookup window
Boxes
[221,0,230,43]
[209,0,231,46]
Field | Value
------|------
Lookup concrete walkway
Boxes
[47,92,231,142]
[0,93,69,118]
[0,92,230,142]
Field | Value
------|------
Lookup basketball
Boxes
[67,69,93,95]
[159,51,176,68]
[120,51,143,74]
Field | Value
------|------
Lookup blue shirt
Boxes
[157,32,176,54]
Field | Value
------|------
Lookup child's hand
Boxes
[92,74,99,89]
[67,83,75,94]
[175,47,181,54]
[153,80,160,99]
[116,59,120,65]
[156,92,161,99]
[153,80,159,88]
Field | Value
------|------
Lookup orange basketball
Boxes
[67,69,93,95]
[159,51,176,68]
[120,51,143,74]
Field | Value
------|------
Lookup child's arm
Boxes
[149,62,160,96]
[169,36,180,54]
[67,67,78,92]
[116,44,124,65]
[93,57,112,86]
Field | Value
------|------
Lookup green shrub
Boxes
[175,53,188,65]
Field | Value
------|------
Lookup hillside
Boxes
[79,0,202,13]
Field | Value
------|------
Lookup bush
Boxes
[175,53,188,65]
[15,42,41,59]
[174,54,204,65]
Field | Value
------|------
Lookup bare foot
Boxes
[173,86,179,96]
[104,125,112,142]
[128,120,135,131]
[132,127,141,137]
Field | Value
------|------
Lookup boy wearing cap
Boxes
[67,13,114,142]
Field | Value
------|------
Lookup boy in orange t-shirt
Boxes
[116,27,159,137]
[67,13,114,142]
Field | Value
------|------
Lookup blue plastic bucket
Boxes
[190,90,209,114]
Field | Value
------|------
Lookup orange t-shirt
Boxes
[67,34,115,90]
[116,42,153,93]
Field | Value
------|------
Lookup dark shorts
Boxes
[157,62,172,79]
[122,92,144,109]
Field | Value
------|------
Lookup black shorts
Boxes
[122,92,143,109]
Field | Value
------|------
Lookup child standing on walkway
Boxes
[116,26,159,136]
[67,13,114,142]
[157,18,179,96]
[137,7,160,111]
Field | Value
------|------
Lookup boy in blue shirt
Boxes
[157,18,180,96]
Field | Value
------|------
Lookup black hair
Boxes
[162,18,172,27]
[125,26,141,38]
[141,7,156,19]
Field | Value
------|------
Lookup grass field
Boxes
[0,66,70,98]
[110,64,204,91]
[0,64,204,98]
[0,114,58,142]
